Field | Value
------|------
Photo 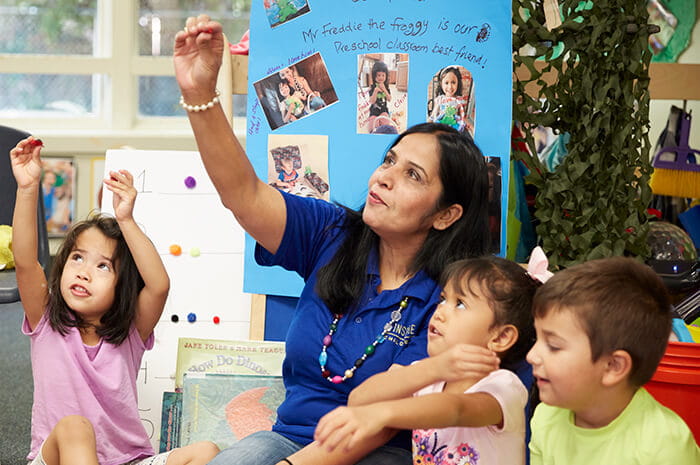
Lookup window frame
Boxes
[0,0,245,154]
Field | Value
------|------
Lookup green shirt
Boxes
[530,388,699,464]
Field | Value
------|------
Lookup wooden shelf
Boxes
[648,63,700,100]
[514,61,700,100]
[230,54,249,95]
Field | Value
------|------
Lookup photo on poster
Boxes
[426,65,476,137]
[253,52,338,131]
[264,0,311,29]
[267,134,329,201]
[357,53,408,135]
[41,157,76,236]
[486,156,501,254]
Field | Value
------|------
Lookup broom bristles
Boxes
[650,168,700,198]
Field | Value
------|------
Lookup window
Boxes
[0,0,250,147]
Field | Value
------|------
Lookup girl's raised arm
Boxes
[103,170,169,341]
[10,137,49,329]
[174,15,287,254]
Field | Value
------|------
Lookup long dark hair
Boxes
[316,122,490,314]
[46,214,144,345]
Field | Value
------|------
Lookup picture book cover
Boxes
[159,391,182,452]
[175,337,285,389]
[179,373,286,449]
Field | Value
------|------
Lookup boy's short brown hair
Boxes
[532,257,671,387]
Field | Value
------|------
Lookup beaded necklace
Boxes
[318,297,409,384]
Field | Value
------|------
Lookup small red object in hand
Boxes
[29,139,43,147]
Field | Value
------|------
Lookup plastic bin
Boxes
[645,341,700,444]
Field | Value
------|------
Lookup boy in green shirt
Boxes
[527,257,699,463]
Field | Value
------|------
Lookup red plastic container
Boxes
[645,341,700,444]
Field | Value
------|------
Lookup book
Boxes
[175,337,285,390]
[159,391,182,452]
[179,373,286,449]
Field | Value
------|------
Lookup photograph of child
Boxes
[427,65,476,137]
[267,134,330,201]
[264,0,311,29]
[356,53,408,135]
[41,157,76,236]
[254,53,338,131]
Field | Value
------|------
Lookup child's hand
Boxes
[430,344,499,383]
[314,405,386,452]
[104,170,137,222]
[9,137,43,189]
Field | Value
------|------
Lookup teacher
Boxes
[174,15,495,465]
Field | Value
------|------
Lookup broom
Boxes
[649,106,700,199]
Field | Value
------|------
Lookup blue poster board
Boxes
[244,0,512,297]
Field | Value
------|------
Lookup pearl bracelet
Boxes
[179,90,221,112]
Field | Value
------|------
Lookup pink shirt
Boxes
[412,369,527,465]
[23,313,155,465]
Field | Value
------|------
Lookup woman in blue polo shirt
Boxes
[175,15,493,465]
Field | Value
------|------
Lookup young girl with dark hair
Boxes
[368,60,392,118]
[315,256,541,465]
[429,66,469,134]
[279,64,326,112]
[11,137,219,465]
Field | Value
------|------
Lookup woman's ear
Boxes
[601,350,633,387]
[487,324,518,354]
[432,203,463,231]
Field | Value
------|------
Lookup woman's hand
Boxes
[104,170,137,222]
[10,137,43,190]
[173,14,224,101]
[315,405,388,452]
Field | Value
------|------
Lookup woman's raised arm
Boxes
[174,15,286,254]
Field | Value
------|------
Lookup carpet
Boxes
[0,300,33,465]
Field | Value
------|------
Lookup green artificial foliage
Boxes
[512,0,655,269]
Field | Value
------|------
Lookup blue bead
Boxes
[187,312,196,322]
[319,351,328,366]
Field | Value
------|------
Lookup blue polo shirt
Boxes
[256,191,441,446]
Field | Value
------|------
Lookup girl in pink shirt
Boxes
[11,137,219,465]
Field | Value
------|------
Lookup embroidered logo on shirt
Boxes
[385,323,416,346]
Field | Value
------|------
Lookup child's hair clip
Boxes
[527,246,554,284]
[29,139,44,147]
